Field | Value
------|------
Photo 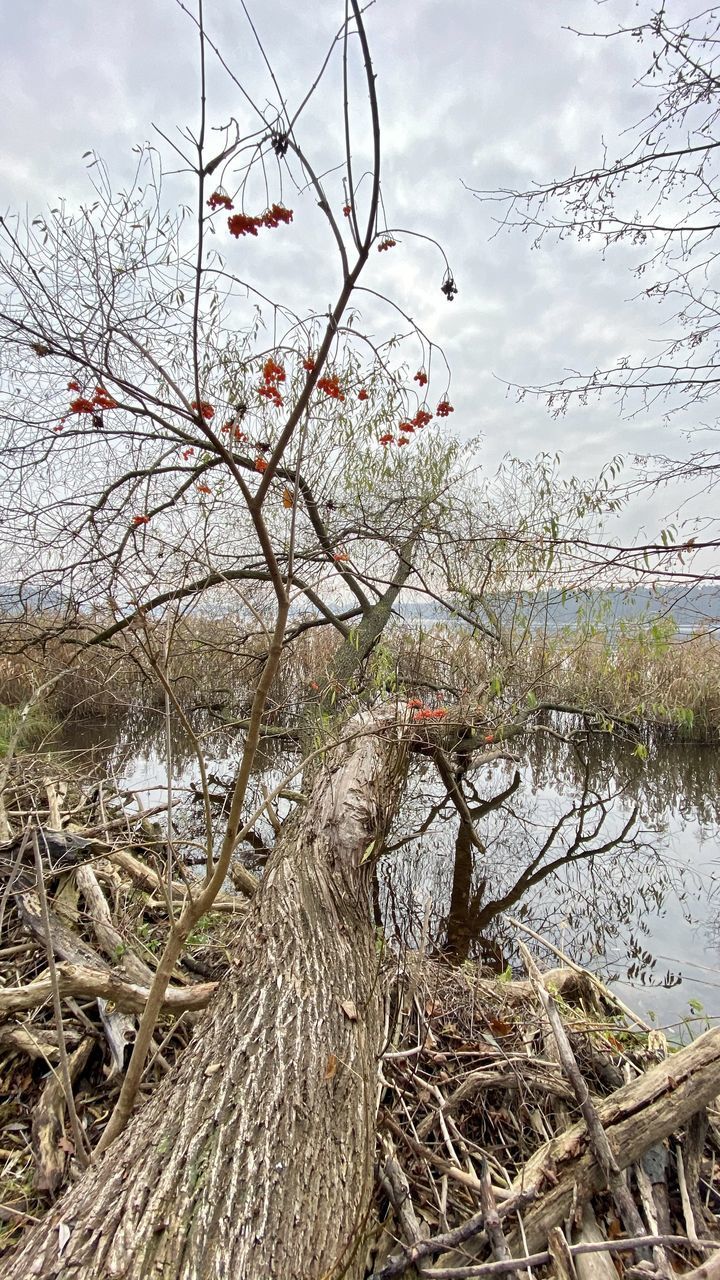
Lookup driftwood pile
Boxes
[372,950,720,1278]
[0,759,238,1255]
[0,758,718,1276]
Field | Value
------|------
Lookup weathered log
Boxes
[572,1204,617,1280]
[547,1226,578,1280]
[0,828,101,887]
[478,1157,517,1280]
[0,793,12,843]
[16,889,118,971]
[44,779,67,834]
[380,1140,428,1277]
[683,1112,715,1239]
[0,709,406,1280]
[520,941,647,1246]
[13,884,200,1053]
[0,959,214,1017]
[74,862,155,986]
[32,1037,95,1193]
[634,1152,673,1278]
[0,1024,68,1062]
[96,996,137,1074]
[683,1251,720,1280]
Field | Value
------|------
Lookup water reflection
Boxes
[378,735,719,1028]
[525,721,720,829]
[383,758,649,960]
[55,714,720,1031]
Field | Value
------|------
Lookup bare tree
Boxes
[0,2,505,1273]
[472,2,720,575]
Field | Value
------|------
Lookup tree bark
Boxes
[328,537,417,695]
[1,709,406,1280]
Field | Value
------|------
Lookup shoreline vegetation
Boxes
[0,609,718,743]
[1,763,719,1270]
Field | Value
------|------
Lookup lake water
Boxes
[57,712,720,1038]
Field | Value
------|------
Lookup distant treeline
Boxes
[400,585,720,632]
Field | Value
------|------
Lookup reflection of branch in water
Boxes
[444,769,520,964]
[383,791,449,857]
[467,796,639,949]
[443,757,640,967]
[381,742,684,988]
[526,722,720,828]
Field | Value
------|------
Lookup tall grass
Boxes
[0,614,268,720]
[392,620,720,740]
[1,609,718,740]
[0,703,57,756]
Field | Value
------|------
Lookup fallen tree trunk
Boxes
[1,709,406,1280]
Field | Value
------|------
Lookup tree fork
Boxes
[1,708,407,1280]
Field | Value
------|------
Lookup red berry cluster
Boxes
[93,386,119,410]
[302,356,315,371]
[227,204,293,238]
[191,400,215,420]
[378,406,433,448]
[342,205,352,217]
[133,515,150,527]
[408,698,448,722]
[436,400,454,417]
[207,191,234,211]
[414,369,428,386]
[316,375,345,401]
[221,422,248,443]
[263,358,286,381]
[401,408,433,434]
[358,388,369,401]
[227,214,262,238]
[255,456,268,473]
[378,237,397,252]
[263,203,294,229]
[67,397,95,415]
[258,358,286,408]
[62,383,119,428]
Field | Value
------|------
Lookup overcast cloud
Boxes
[1,0,711,554]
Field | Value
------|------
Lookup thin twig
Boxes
[402,1235,720,1278]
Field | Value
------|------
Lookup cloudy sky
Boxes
[1,0,710,551]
